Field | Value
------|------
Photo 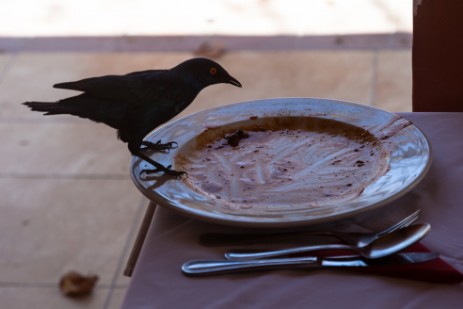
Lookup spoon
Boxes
[224,223,431,261]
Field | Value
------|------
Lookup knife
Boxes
[182,252,438,276]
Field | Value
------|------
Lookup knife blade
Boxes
[182,252,439,276]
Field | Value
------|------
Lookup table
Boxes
[123,113,463,309]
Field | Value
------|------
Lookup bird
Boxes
[23,58,242,177]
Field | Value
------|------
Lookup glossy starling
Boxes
[24,58,242,177]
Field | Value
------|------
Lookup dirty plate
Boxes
[130,98,431,228]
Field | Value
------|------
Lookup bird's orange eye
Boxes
[209,67,217,75]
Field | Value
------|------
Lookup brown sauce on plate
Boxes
[176,116,389,211]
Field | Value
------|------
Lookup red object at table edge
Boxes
[332,243,463,284]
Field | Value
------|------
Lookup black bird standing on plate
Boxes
[23,58,242,177]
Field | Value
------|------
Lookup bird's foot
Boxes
[140,164,186,179]
[141,140,178,153]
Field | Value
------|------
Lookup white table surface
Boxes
[123,113,463,309]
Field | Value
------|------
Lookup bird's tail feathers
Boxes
[23,101,66,115]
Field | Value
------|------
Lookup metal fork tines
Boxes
[199,210,421,248]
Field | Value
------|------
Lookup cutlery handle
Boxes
[182,257,318,276]
[225,244,351,261]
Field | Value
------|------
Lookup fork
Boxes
[199,210,421,248]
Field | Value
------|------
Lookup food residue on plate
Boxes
[175,116,390,211]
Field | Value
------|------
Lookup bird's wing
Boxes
[53,70,166,102]
[50,94,127,129]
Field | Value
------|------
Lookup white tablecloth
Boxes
[123,113,463,309]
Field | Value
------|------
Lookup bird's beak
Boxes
[227,75,242,88]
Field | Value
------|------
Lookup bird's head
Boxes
[172,58,242,89]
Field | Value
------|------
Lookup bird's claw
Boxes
[165,167,187,179]
[140,165,187,179]
[162,141,178,149]
[141,140,178,153]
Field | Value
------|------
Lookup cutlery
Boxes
[200,210,421,247]
[225,223,431,261]
[182,252,438,276]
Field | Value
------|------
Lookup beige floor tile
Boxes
[0,178,143,284]
[0,54,13,73]
[0,286,107,309]
[107,287,128,309]
[373,50,412,112]
[0,122,129,175]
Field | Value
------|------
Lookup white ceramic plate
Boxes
[130,98,432,228]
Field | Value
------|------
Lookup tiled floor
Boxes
[0,1,413,308]
[0,49,412,309]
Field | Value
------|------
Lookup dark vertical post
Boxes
[413,0,463,111]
